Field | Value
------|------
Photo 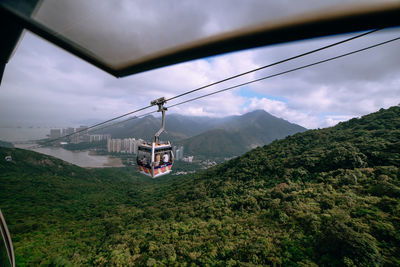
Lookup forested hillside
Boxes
[178,110,306,159]
[0,106,399,266]
[179,128,248,158]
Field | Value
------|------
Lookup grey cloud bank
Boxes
[0,1,399,131]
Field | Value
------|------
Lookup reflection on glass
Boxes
[31,0,394,67]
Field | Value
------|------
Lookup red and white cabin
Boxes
[137,141,174,178]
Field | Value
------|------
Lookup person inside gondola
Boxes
[162,153,169,164]
[155,153,161,166]
[141,156,147,166]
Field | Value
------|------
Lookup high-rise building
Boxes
[113,139,121,152]
[65,127,75,136]
[128,139,134,154]
[175,146,184,161]
[49,129,61,139]
[81,134,90,143]
[174,146,184,160]
[89,134,110,142]
[122,138,130,153]
[108,138,121,153]
[172,146,177,159]
[77,126,88,135]
[90,135,98,142]
[183,156,193,163]
[62,127,75,137]
[107,139,112,152]
[73,126,89,143]
[123,138,135,154]
[107,138,141,154]
[131,139,140,154]
[70,133,79,144]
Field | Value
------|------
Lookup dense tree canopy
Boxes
[0,106,399,266]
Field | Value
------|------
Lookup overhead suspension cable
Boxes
[50,32,399,143]
[31,29,387,148]
[166,36,400,109]
[32,111,159,148]
[165,28,380,102]
[30,106,154,148]
[81,29,380,133]
[85,110,158,133]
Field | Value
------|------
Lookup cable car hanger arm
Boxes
[151,97,168,144]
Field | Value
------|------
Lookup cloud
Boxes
[325,115,356,127]
[242,97,318,128]
[0,2,399,133]
[242,28,400,123]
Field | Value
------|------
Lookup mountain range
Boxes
[96,109,307,158]
[1,106,399,265]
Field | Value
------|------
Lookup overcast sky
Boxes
[0,0,399,132]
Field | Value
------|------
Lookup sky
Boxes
[0,0,399,132]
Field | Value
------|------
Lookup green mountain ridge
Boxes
[1,106,399,266]
[95,110,306,158]
[177,110,307,159]
[179,128,248,158]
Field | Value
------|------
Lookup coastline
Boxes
[15,144,125,168]
[103,157,124,167]
[88,150,124,167]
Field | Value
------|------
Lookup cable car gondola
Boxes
[137,97,174,178]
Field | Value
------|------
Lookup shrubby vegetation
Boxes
[0,106,399,266]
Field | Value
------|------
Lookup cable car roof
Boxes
[139,142,171,148]
[1,0,400,79]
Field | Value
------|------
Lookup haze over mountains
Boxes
[97,109,306,158]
